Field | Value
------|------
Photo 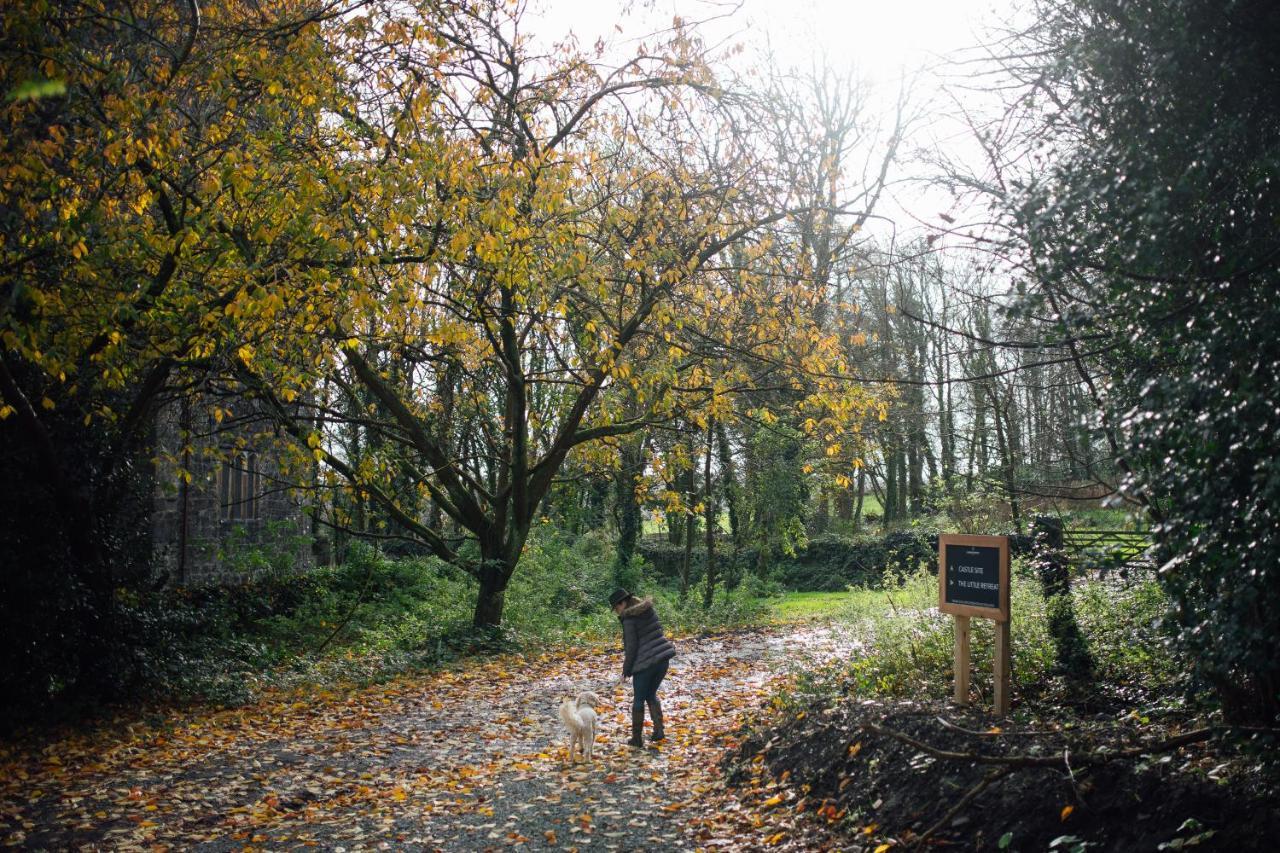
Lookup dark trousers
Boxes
[631,657,669,713]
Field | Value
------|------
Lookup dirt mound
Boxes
[725,698,1279,851]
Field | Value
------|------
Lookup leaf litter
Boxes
[1,625,866,850]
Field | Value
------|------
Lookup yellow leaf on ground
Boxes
[1061,804,1075,821]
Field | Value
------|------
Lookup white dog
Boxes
[558,691,600,764]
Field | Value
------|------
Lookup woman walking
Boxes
[609,588,677,747]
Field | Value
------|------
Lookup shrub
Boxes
[1000,0,1280,722]
[636,530,941,594]
[788,565,1187,714]
[505,523,619,636]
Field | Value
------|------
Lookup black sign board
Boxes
[938,534,1010,621]
[945,544,1000,609]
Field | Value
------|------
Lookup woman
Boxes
[609,588,677,748]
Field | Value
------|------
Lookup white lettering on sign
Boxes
[957,580,1000,590]
[955,564,987,574]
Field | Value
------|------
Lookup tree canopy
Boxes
[982,0,1280,721]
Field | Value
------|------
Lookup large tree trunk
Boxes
[680,431,697,597]
[990,386,1023,533]
[812,488,830,533]
[666,482,683,544]
[1033,516,1094,680]
[614,436,646,579]
[703,418,717,609]
[965,401,983,492]
[472,576,506,628]
[866,462,886,527]
[884,448,899,524]
[835,488,853,523]
[907,437,922,516]
[897,446,909,521]
[714,420,742,588]
[0,358,119,696]
[428,359,457,531]
[472,540,510,628]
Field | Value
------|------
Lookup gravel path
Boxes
[4,624,864,851]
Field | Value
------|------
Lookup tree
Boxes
[0,0,352,701]
[985,0,1280,721]
[236,1,890,627]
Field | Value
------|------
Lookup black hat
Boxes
[608,588,631,607]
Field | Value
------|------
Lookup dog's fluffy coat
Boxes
[559,691,599,763]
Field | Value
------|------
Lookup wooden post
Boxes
[939,534,1012,716]
[994,618,1011,717]
[953,615,971,705]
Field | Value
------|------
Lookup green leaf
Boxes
[6,78,67,102]
[998,832,1014,850]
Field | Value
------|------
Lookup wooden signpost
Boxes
[938,534,1011,716]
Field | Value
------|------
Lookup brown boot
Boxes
[647,699,664,742]
[628,706,645,748]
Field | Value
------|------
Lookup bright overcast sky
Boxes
[525,0,1015,237]
[526,0,1006,79]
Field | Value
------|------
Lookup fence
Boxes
[1061,528,1155,573]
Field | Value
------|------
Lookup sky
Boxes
[523,0,1016,240]
[525,0,1002,73]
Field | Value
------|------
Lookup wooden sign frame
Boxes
[938,534,1010,622]
[938,534,1012,716]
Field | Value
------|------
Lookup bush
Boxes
[89,545,481,709]
[1001,0,1280,722]
[787,565,1188,714]
[636,530,941,594]
[505,524,619,637]
[3,519,783,722]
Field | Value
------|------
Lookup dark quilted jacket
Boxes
[620,598,676,677]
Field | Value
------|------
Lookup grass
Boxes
[854,494,885,519]
[144,511,1178,716]
[1058,506,1145,530]
[771,590,878,621]
[769,564,1188,719]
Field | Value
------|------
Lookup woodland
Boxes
[1,0,1278,850]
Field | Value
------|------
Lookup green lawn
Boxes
[1061,506,1143,529]
[771,589,883,621]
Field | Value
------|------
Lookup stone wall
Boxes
[152,397,314,587]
